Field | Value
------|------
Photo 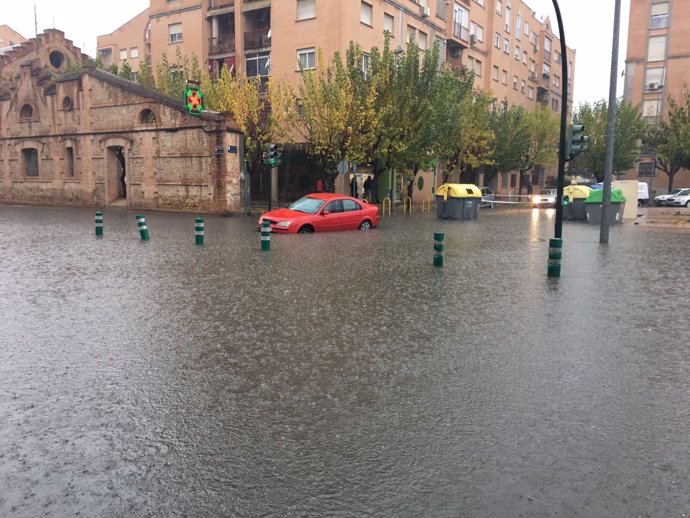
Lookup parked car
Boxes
[480,186,495,208]
[530,188,558,208]
[638,182,650,206]
[654,188,690,206]
[257,193,379,233]
[666,190,690,207]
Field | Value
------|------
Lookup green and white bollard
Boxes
[95,211,104,236]
[433,231,444,267]
[261,221,270,251]
[547,238,562,278]
[195,217,204,245]
[136,214,150,241]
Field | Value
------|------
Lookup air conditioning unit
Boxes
[648,82,658,90]
[470,34,477,45]
[421,5,431,17]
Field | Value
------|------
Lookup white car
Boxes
[654,188,689,206]
[480,187,495,208]
[666,191,690,207]
[531,188,557,208]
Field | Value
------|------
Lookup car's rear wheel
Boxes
[359,220,372,230]
[686,200,690,208]
[298,225,314,234]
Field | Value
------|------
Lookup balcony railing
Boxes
[453,22,469,42]
[649,14,668,30]
[244,28,271,50]
[208,0,234,9]
[209,36,235,56]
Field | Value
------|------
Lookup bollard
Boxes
[547,238,562,278]
[95,211,104,236]
[195,217,204,245]
[136,214,150,241]
[433,231,444,267]
[261,221,270,251]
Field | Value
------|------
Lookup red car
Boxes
[257,193,379,234]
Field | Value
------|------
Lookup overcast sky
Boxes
[4,0,629,106]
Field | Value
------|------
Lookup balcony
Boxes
[208,0,234,10]
[453,22,469,42]
[649,14,668,30]
[209,36,235,56]
[244,28,271,51]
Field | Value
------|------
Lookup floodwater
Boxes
[1,203,689,517]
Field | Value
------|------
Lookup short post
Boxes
[547,238,562,278]
[433,232,444,267]
[195,217,204,245]
[261,221,270,251]
[136,214,150,241]
[95,211,104,236]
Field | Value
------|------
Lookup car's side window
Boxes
[342,200,361,211]
[325,200,343,213]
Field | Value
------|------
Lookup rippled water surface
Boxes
[1,204,689,517]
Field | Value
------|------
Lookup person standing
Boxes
[315,176,324,192]
[363,176,373,201]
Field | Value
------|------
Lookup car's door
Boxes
[341,199,363,229]
[319,200,345,231]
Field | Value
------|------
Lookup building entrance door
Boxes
[106,146,126,203]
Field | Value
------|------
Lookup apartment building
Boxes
[623,0,690,193]
[97,1,574,109]
[0,25,27,50]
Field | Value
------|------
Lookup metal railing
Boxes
[244,28,271,50]
[649,14,668,30]
[208,0,234,9]
[209,36,235,55]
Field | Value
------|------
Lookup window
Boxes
[554,51,561,64]
[407,25,416,43]
[647,35,666,61]
[551,98,559,111]
[23,148,39,177]
[140,109,156,124]
[544,37,552,60]
[20,104,34,121]
[453,5,469,40]
[247,51,271,77]
[528,86,534,99]
[130,47,139,59]
[297,48,316,70]
[515,45,520,61]
[543,63,551,77]
[516,14,522,39]
[650,2,669,30]
[522,50,528,64]
[168,23,182,43]
[643,99,661,121]
[521,79,526,93]
[553,75,560,87]
[505,6,511,33]
[360,1,373,26]
[469,56,482,76]
[361,52,370,79]
[645,67,665,88]
[65,147,74,177]
[524,21,529,37]
[419,31,427,50]
[496,0,502,15]
[343,199,361,211]
[492,65,499,81]
[513,75,518,90]
[503,38,509,54]
[470,22,483,42]
[297,0,316,20]
[494,32,500,48]
[119,49,127,60]
[473,0,485,6]
[501,69,508,84]
[384,13,394,35]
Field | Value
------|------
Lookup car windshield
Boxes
[289,196,326,214]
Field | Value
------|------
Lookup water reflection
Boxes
[1,204,689,516]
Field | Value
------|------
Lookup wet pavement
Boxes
[1,203,689,517]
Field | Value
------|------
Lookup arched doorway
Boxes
[106,145,127,203]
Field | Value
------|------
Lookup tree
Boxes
[119,61,134,81]
[484,103,530,187]
[646,86,690,191]
[516,106,559,193]
[570,99,645,181]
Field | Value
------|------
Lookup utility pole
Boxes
[600,0,622,244]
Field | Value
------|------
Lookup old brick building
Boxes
[0,29,245,213]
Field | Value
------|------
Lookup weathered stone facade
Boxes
[0,30,244,213]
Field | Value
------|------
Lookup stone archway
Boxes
[101,137,132,206]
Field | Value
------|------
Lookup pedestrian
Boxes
[407,176,414,200]
[363,176,373,201]
[350,175,357,197]
[315,176,324,192]
[527,183,533,196]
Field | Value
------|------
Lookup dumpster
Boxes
[563,185,592,220]
[435,183,482,220]
[585,188,626,225]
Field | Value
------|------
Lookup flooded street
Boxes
[1,203,689,517]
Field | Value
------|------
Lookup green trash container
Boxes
[563,185,592,220]
[435,184,482,220]
[585,188,626,225]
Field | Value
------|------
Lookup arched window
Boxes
[139,109,156,124]
[20,104,34,121]
[49,50,65,69]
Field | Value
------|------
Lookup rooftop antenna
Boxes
[34,2,38,39]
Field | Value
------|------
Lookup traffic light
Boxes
[567,124,589,161]
[269,144,278,165]
[183,82,205,115]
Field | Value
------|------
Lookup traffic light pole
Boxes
[546,0,569,278]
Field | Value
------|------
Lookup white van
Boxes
[638,182,649,206]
